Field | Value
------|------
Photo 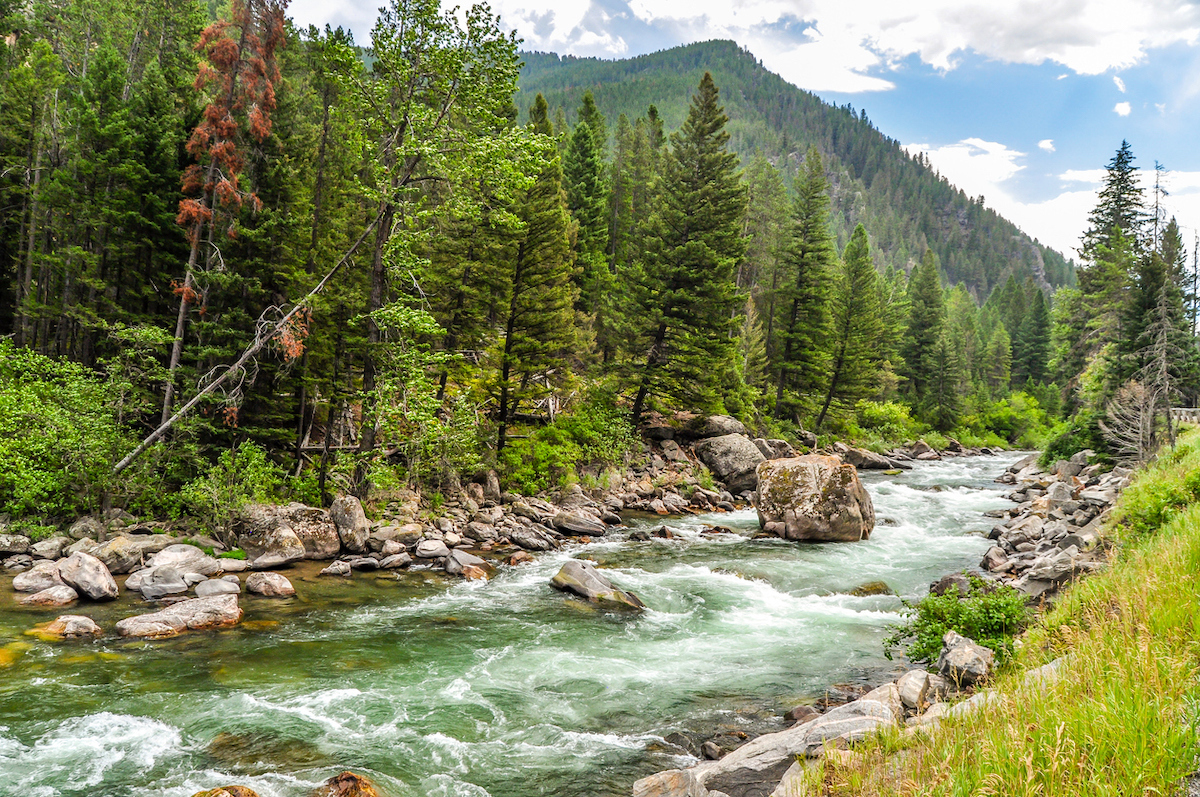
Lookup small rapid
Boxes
[0,454,1021,797]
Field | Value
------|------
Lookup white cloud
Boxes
[1115,101,1132,115]
[1113,75,1127,92]
[1038,139,1056,152]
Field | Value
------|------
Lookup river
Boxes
[0,453,1020,797]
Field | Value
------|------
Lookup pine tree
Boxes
[815,224,882,430]
[926,326,964,431]
[984,323,1013,393]
[902,248,945,401]
[773,146,834,419]
[628,73,747,422]
[562,95,609,335]
[495,129,578,450]
[1081,140,1145,260]
[1016,288,1051,384]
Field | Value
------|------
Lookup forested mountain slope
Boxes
[517,40,1074,297]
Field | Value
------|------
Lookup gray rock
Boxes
[116,594,242,638]
[41,614,102,638]
[549,560,644,610]
[897,670,930,709]
[445,549,491,577]
[756,455,875,542]
[662,439,690,463]
[379,553,413,569]
[95,533,173,574]
[0,534,30,556]
[980,545,1009,571]
[688,415,747,438]
[146,544,223,575]
[245,572,295,597]
[194,578,240,597]
[319,560,353,577]
[237,502,340,560]
[19,585,79,606]
[67,516,104,540]
[246,526,306,570]
[64,538,99,557]
[841,447,893,470]
[13,560,65,592]
[57,552,118,600]
[3,554,31,572]
[139,566,189,600]
[936,631,995,687]
[463,521,498,542]
[694,434,765,493]
[551,511,607,536]
[346,556,379,571]
[415,539,450,559]
[484,470,502,503]
[367,523,424,551]
[30,536,70,560]
[329,495,370,554]
[1025,544,1085,583]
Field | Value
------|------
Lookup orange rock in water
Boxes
[192,787,261,797]
[461,564,488,581]
[313,771,381,797]
[508,551,534,566]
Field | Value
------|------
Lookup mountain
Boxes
[516,40,1074,299]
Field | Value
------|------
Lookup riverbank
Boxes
[0,454,1014,797]
[726,431,1200,796]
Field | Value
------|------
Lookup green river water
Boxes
[0,454,1020,797]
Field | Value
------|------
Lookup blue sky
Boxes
[290,0,1200,259]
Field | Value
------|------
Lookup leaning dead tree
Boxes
[1100,289,1186,462]
[112,216,380,474]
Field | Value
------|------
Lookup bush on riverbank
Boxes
[800,428,1200,796]
[883,575,1029,664]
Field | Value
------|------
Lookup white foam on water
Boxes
[3,712,182,792]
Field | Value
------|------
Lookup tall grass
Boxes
[794,431,1200,796]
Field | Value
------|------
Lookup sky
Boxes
[288,0,1200,261]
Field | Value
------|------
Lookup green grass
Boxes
[795,430,1200,796]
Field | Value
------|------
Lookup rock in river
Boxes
[246,572,295,597]
[549,560,644,610]
[551,511,607,537]
[19,585,79,607]
[116,594,243,638]
[237,502,339,562]
[41,614,102,638]
[57,551,119,600]
[755,455,875,542]
[13,560,65,593]
[312,771,381,797]
[138,566,190,600]
[192,788,261,797]
[329,495,370,554]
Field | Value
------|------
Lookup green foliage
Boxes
[1039,409,1107,468]
[856,401,921,441]
[218,548,247,560]
[0,341,128,519]
[180,443,286,537]
[977,391,1050,447]
[884,574,1030,665]
[499,391,638,494]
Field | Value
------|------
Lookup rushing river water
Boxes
[0,454,1022,797]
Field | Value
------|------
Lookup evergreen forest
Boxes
[1,0,1197,530]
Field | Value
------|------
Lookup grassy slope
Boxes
[800,431,1200,795]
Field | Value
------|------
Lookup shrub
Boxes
[1039,409,1107,468]
[884,574,1030,665]
[180,442,285,539]
[499,389,638,495]
[0,341,128,519]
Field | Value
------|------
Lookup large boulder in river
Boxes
[138,566,190,600]
[116,594,242,638]
[246,571,296,597]
[57,551,118,600]
[329,495,370,554]
[551,511,607,537]
[693,434,765,493]
[236,503,340,561]
[19,585,79,607]
[755,455,875,542]
[550,560,644,610]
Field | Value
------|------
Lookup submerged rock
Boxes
[549,560,644,610]
[312,771,381,797]
[756,455,875,542]
[116,594,242,638]
[195,578,241,597]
